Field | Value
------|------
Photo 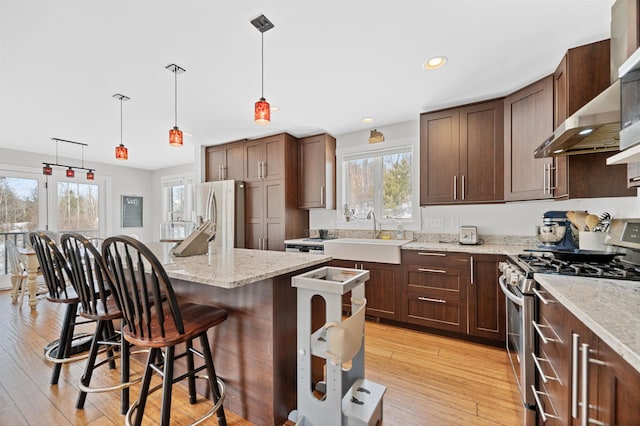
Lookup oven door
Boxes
[499,276,536,424]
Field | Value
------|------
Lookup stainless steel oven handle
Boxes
[499,275,524,307]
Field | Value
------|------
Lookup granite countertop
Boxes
[402,241,533,256]
[148,243,332,289]
[534,274,640,373]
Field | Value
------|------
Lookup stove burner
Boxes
[513,253,640,281]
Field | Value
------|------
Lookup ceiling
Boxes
[0,0,616,171]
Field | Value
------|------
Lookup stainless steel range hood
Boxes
[533,80,620,158]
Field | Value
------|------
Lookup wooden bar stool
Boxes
[102,235,228,426]
[29,231,93,385]
[61,232,142,415]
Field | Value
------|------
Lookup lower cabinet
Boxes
[330,259,400,320]
[401,250,505,342]
[533,284,640,425]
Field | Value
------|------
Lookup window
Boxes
[57,181,100,237]
[161,175,194,222]
[0,176,39,234]
[341,145,416,226]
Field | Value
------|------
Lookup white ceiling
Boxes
[0,0,616,170]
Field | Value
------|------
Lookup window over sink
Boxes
[338,142,419,230]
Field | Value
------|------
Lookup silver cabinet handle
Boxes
[417,296,446,303]
[572,333,580,418]
[218,164,223,180]
[531,385,560,422]
[461,175,465,200]
[264,238,268,250]
[258,162,262,179]
[453,175,457,200]
[262,161,267,178]
[580,342,606,426]
[532,320,561,344]
[470,256,474,284]
[549,163,556,190]
[320,186,325,205]
[418,252,446,257]
[533,288,554,305]
[543,163,548,194]
[531,352,561,384]
[223,165,227,180]
[418,267,446,274]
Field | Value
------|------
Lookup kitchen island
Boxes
[148,243,332,425]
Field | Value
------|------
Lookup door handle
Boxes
[453,175,457,200]
[470,255,474,284]
[418,268,446,274]
[461,175,465,201]
[418,296,446,303]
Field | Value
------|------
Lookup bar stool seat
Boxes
[102,235,228,426]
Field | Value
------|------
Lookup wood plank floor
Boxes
[0,289,522,425]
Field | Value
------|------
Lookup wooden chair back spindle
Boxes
[29,231,73,301]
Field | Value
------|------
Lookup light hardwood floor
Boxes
[0,289,522,425]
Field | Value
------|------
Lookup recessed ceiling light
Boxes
[579,128,593,136]
[423,56,447,70]
[361,117,374,124]
[270,105,280,112]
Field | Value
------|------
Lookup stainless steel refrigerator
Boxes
[194,180,245,249]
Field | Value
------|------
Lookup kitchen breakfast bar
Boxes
[147,243,331,425]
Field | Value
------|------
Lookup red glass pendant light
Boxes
[166,64,186,146]
[86,170,95,180]
[113,94,130,160]
[43,164,53,175]
[251,15,274,125]
[66,167,75,178]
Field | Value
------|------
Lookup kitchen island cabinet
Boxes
[420,99,504,205]
[148,243,331,426]
[534,275,640,426]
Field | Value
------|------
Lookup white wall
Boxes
[310,120,640,237]
[0,147,155,242]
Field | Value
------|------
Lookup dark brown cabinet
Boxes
[420,99,504,205]
[298,133,336,209]
[205,140,245,182]
[402,250,504,342]
[533,285,640,426]
[331,259,400,320]
[504,75,555,201]
[243,133,307,251]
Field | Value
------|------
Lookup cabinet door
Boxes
[467,254,504,341]
[225,141,245,181]
[598,338,640,426]
[244,139,264,181]
[299,134,335,209]
[420,109,460,204]
[459,100,504,203]
[504,76,554,201]
[264,180,284,251]
[244,180,263,249]
[205,146,226,181]
[263,135,285,181]
[362,261,399,320]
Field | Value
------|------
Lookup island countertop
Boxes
[534,273,640,373]
[148,243,332,289]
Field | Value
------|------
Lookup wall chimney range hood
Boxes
[533,80,620,158]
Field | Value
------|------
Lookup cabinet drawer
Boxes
[406,291,466,332]
[406,264,466,297]
[402,249,468,267]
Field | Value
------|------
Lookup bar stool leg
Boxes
[186,339,197,404]
[76,319,106,409]
[200,332,227,426]
[134,347,158,426]
[120,322,130,415]
[51,302,77,385]
[160,346,175,426]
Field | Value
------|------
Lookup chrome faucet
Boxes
[367,210,380,239]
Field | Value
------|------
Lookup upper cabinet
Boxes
[205,140,245,182]
[298,133,336,209]
[504,76,555,201]
[420,99,504,205]
[244,135,286,182]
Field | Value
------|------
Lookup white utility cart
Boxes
[289,266,386,426]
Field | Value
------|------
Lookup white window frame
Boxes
[161,173,194,223]
[336,137,420,231]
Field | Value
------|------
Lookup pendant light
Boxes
[113,94,130,160]
[41,138,94,180]
[166,64,186,146]
[251,14,274,125]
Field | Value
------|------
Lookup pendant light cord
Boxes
[261,32,264,99]
[120,98,124,145]
[174,69,178,127]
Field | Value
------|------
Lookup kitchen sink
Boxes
[323,238,412,264]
